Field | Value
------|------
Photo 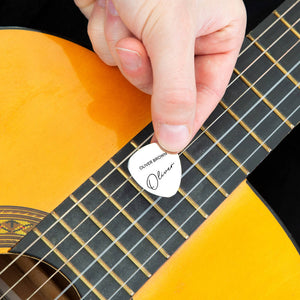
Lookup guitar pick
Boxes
[128,143,182,198]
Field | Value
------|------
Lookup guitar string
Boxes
[22,21,300,300]
[227,0,299,89]
[55,58,300,300]
[1,7,298,298]
[238,0,298,59]
[106,87,300,300]
[29,35,300,300]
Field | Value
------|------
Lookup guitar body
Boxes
[1,9,300,299]
[0,29,151,216]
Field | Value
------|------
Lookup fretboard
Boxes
[12,1,300,299]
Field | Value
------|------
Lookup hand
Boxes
[75,0,246,153]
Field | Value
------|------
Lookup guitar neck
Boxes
[11,0,300,299]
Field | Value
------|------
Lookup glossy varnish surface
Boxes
[0,29,151,213]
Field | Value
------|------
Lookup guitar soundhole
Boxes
[0,254,80,300]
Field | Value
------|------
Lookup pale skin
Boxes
[75,0,247,153]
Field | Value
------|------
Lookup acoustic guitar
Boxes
[0,0,299,299]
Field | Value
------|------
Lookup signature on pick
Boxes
[146,162,175,191]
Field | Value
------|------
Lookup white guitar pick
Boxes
[128,143,182,198]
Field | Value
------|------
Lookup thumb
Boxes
[114,1,197,153]
[148,13,196,153]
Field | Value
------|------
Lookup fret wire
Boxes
[130,140,139,148]
[247,34,300,89]
[51,212,135,296]
[89,177,170,259]
[106,83,300,300]
[2,6,300,296]
[109,159,189,240]
[234,67,295,129]
[69,195,152,278]
[177,187,208,219]
[274,10,300,38]
[130,138,210,217]
[2,4,296,283]
[219,100,271,152]
[182,150,229,197]
[201,125,250,174]
[31,228,106,300]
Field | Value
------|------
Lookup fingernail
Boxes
[97,0,105,8]
[107,0,118,16]
[157,124,190,153]
[116,47,142,71]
